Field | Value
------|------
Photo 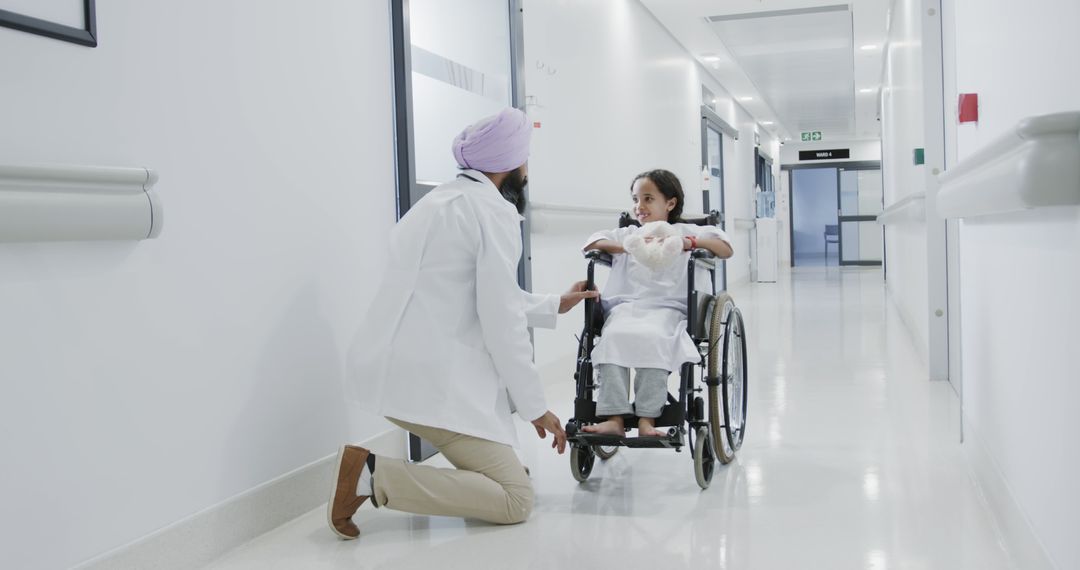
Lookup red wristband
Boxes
[686,236,697,250]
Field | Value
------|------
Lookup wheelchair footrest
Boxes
[623,435,682,449]
[570,431,683,449]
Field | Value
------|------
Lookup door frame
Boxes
[390,0,527,463]
[700,122,725,216]
[700,105,736,291]
[782,161,881,267]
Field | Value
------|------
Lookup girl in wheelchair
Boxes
[581,169,733,439]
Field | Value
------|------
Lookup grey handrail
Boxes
[0,163,161,243]
[878,192,926,225]
[936,111,1080,218]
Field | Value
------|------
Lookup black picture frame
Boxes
[0,0,97,47]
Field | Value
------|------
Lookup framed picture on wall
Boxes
[0,0,97,47]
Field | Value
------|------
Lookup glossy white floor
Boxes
[204,267,1014,570]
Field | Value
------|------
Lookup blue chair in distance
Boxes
[824,224,839,264]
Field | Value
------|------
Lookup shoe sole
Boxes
[327,444,359,540]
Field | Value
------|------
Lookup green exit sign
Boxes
[801,131,823,141]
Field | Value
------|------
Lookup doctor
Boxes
[328,108,596,539]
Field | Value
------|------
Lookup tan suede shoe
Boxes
[327,445,372,540]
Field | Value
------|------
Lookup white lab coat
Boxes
[584,223,731,372]
[347,171,559,446]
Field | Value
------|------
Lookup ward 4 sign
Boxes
[801,131,823,141]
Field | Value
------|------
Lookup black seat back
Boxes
[584,297,605,335]
[689,291,714,340]
[618,210,721,228]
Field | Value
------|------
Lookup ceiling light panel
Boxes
[706,6,856,137]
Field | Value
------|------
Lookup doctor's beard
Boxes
[499,169,528,215]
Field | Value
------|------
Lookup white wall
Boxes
[880,0,931,365]
[523,0,771,370]
[944,1,1080,568]
[0,3,396,568]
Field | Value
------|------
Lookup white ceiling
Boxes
[641,0,890,143]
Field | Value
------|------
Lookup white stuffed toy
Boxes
[623,221,684,271]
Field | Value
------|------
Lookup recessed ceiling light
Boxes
[702,55,721,62]
[859,88,875,93]
[762,121,774,125]
[711,98,718,104]
[860,44,879,50]
[740,96,753,102]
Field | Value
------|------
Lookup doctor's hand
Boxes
[559,281,600,314]
[531,411,567,454]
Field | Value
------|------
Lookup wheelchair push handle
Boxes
[583,249,613,266]
[585,246,715,274]
[585,247,713,261]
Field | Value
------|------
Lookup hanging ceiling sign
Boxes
[800,131,823,141]
[798,148,851,161]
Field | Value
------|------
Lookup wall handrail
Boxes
[529,201,627,216]
[733,217,756,230]
[0,163,162,243]
[936,111,1080,218]
[878,192,926,225]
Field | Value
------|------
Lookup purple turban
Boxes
[451,108,532,174]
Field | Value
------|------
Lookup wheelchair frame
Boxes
[564,211,749,489]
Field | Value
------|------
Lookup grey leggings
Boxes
[595,364,670,418]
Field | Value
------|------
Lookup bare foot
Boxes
[582,419,625,436]
[637,420,668,438]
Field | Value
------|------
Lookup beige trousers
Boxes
[373,418,534,525]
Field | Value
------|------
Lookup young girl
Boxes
[581,169,733,438]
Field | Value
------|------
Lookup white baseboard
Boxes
[74,429,404,570]
[961,416,1057,570]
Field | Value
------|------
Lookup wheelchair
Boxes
[564,211,748,489]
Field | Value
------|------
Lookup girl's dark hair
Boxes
[630,169,684,223]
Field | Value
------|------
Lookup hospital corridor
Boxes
[1,1,1077,569]
[201,269,1010,569]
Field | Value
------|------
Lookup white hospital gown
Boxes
[583,223,732,372]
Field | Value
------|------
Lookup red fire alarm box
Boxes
[958,93,978,124]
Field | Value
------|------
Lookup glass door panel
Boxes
[838,168,883,266]
[840,169,884,216]
[706,127,722,214]
[840,221,883,263]
[702,124,726,289]
[410,0,513,197]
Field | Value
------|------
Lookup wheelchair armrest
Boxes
[690,248,716,269]
[584,249,613,266]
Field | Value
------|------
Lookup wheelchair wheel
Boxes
[594,445,618,460]
[706,293,741,464]
[570,445,595,482]
[721,306,748,453]
[693,426,715,489]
